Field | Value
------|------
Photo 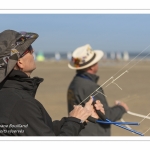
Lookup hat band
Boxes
[79,53,96,67]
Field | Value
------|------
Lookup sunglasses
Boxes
[20,45,34,58]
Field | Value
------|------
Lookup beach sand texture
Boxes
[32,60,150,136]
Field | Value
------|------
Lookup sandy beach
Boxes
[31,59,150,136]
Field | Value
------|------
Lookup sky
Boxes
[1,14,150,53]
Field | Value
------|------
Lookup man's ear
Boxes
[88,66,93,71]
[16,59,23,69]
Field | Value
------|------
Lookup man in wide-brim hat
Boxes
[67,44,129,136]
[0,30,104,136]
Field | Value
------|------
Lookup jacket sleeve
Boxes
[103,104,126,121]
[52,117,85,136]
[93,87,127,121]
[71,84,126,122]
[54,117,86,136]
[9,99,85,136]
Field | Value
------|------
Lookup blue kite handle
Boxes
[96,120,139,125]
[91,96,144,136]
[105,119,144,136]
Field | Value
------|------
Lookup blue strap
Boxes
[76,74,92,81]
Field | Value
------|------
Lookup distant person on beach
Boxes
[0,30,104,136]
[67,44,129,136]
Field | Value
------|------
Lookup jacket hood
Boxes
[1,70,43,97]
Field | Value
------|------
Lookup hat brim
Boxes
[0,33,38,83]
[68,50,104,70]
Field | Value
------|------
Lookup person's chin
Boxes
[33,66,36,70]
[30,67,36,73]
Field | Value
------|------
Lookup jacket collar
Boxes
[1,70,44,97]
[76,72,99,83]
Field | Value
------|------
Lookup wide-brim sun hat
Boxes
[68,44,104,70]
[0,30,38,83]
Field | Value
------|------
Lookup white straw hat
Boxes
[68,44,104,70]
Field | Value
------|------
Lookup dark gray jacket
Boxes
[0,70,85,136]
[67,72,126,136]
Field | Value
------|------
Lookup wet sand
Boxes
[32,59,150,136]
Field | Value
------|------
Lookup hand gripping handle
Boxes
[87,98,107,122]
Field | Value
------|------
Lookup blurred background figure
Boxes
[123,51,130,61]
[55,52,61,61]
[110,52,116,60]
[102,52,108,61]
[67,52,72,61]
[36,51,45,62]
[116,52,122,61]
[67,44,129,136]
